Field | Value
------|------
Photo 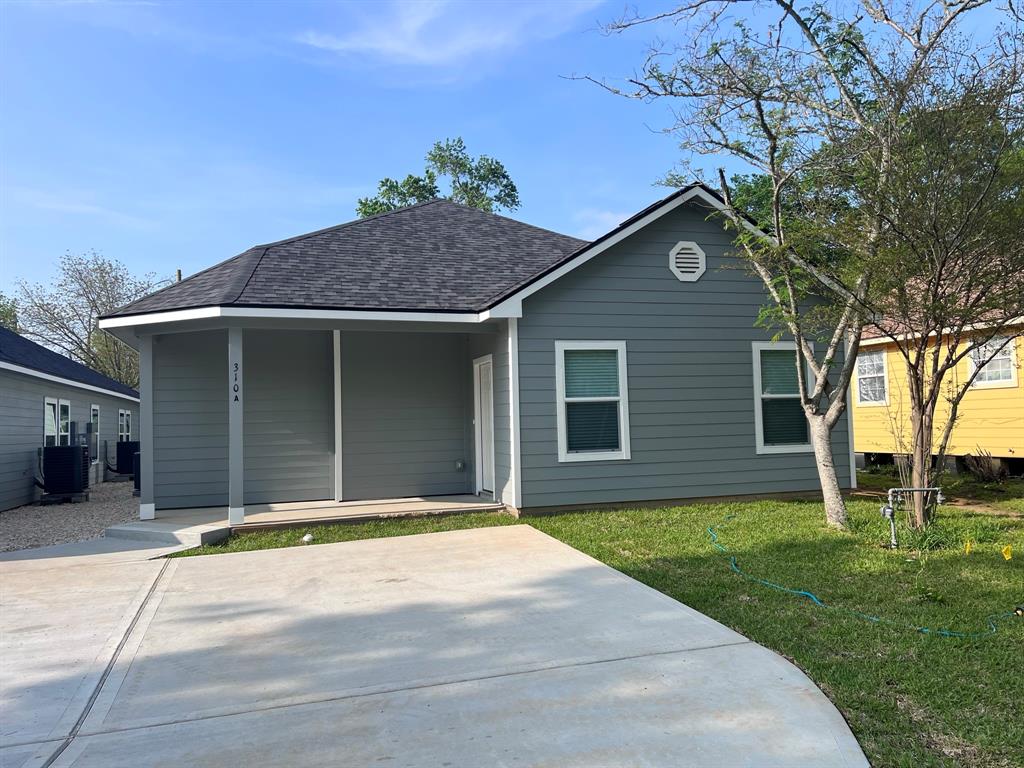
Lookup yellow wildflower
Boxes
[964,540,974,555]
[1002,545,1013,561]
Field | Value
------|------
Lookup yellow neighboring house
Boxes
[852,327,1024,471]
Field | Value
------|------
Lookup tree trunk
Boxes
[908,391,933,528]
[809,415,848,528]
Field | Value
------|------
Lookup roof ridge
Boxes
[437,200,586,245]
[253,198,447,250]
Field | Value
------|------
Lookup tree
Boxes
[0,291,17,331]
[16,251,169,388]
[859,89,1024,526]
[356,137,520,217]
[592,0,1022,528]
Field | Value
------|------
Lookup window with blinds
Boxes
[856,349,887,404]
[970,337,1016,387]
[556,342,631,462]
[753,344,811,453]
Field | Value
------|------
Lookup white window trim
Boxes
[90,404,101,463]
[752,341,814,455]
[968,336,1018,390]
[555,340,631,463]
[855,348,890,407]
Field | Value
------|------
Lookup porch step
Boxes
[104,521,230,548]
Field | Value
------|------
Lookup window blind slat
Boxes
[566,401,620,452]
[762,399,808,445]
[564,349,619,398]
[760,349,800,395]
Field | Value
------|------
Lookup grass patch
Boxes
[171,511,521,556]
[177,495,1023,767]
[857,469,1024,515]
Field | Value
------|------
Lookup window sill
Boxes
[558,449,630,463]
[856,399,890,407]
[969,379,1017,390]
[755,443,814,455]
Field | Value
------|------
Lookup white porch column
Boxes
[228,327,245,525]
[508,318,522,510]
[333,330,343,502]
[138,334,155,520]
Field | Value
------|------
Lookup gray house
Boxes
[0,328,140,511]
[98,184,854,523]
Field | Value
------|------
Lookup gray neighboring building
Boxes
[0,328,140,511]
[99,184,854,523]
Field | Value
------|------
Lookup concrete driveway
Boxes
[1,526,867,767]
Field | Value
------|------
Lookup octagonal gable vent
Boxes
[668,241,706,282]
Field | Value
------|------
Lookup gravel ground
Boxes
[0,481,137,553]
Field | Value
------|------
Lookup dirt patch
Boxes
[0,482,137,552]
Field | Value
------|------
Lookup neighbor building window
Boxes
[856,349,888,405]
[90,405,100,464]
[555,341,631,462]
[970,337,1016,388]
[752,342,812,454]
[58,400,71,446]
[118,409,132,442]
[44,398,58,447]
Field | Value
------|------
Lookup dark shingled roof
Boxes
[105,199,590,318]
[0,328,139,398]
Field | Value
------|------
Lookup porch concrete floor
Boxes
[0,526,867,767]
[156,494,506,528]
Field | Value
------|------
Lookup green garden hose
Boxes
[707,515,1018,639]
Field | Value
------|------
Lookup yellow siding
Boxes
[852,334,1024,459]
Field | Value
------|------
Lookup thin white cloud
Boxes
[572,207,630,240]
[7,186,155,229]
[296,0,603,67]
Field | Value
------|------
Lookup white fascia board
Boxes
[0,361,140,402]
[99,305,490,330]
[486,187,734,316]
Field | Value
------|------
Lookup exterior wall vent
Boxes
[669,241,706,282]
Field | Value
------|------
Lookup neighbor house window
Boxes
[118,409,132,442]
[555,341,631,462]
[752,342,812,454]
[970,337,1017,388]
[58,400,70,445]
[90,405,100,464]
[44,398,58,447]
[856,349,888,405]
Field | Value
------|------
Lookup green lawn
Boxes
[857,470,1024,516]
[177,485,1023,768]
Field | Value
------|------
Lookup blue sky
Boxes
[0,0,719,290]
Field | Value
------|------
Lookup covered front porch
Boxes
[131,320,520,526]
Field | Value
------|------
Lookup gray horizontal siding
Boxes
[517,202,852,509]
[341,331,471,499]
[243,330,333,504]
[152,330,228,509]
[0,369,138,511]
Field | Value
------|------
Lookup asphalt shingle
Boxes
[105,200,589,317]
[0,328,139,398]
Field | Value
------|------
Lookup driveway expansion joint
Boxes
[38,559,172,768]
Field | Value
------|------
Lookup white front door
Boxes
[474,355,495,496]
